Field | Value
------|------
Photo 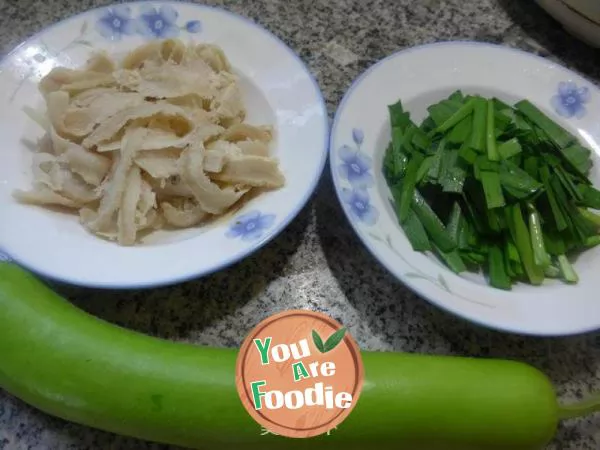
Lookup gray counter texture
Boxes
[1,0,600,449]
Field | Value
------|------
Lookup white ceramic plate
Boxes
[330,42,600,336]
[0,2,327,288]
[536,0,600,48]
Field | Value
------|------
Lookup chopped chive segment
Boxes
[400,207,432,252]
[511,205,544,285]
[398,153,425,223]
[557,254,578,284]
[411,189,456,252]
[434,98,476,134]
[470,97,487,152]
[527,204,551,269]
[480,171,505,209]
[488,244,512,290]
[486,100,499,161]
[497,138,522,160]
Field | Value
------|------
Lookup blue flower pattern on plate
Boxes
[94,4,203,41]
[185,20,202,33]
[95,6,136,41]
[551,81,591,119]
[227,211,276,242]
[337,128,378,226]
[341,188,379,226]
[337,128,374,189]
[137,4,181,39]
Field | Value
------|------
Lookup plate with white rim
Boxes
[330,41,600,336]
[0,1,328,289]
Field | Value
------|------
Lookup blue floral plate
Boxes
[0,2,327,289]
[330,42,600,336]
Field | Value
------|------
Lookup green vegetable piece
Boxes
[469,97,487,152]
[480,171,506,209]
[499,161,543,200]
[434,98,476,134]
[446,202,463,244]
[458,145,478,165]
[427,138,447,182]
[447,115,473,144]
[488,244,512,290]
[528,204,551,269]
[557,254,579,284]
[585,235,600,249]
[540,166,568,231]
[388,100,414,131]
[543,231,566,256]
[428,100,463,128]
[578,184,600,209]
[412,189,456,252]
[497,138,522,160]
[523,156,539,179]
[399,207,432,252]
[579,207,600,229]
[448,90,464,103]
[475,156,500,172]
[553,164,582,202]
[398,153,425,223]
[493,97,511,111]
[412,127,433,153]
[440,151,467,194]
[515,100,576,149]
[544,264,561,278]
[416,156,434,184]
[562,145,592,176]
[433,245,467,274]
[511,204,545,285]
[486,100,499,161]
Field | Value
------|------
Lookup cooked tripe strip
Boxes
[117,166,142,246]
[161,199,207,228]
[13,187,79,208]
[84,127,145,231]
[192,44,232,72]
[178,143,247,214]
[45,91,70,137]
[61,145,111,186]
[62,92,146,138]
[237,140,270,157]
[82,103,193,149]
[135,148,181,179]
[211,155,285,188]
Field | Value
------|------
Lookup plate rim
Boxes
[0,1,329,290]
[329,40,600,337]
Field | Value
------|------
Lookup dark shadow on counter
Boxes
[497,0,600,79]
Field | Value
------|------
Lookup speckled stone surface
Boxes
[1,0,600,448]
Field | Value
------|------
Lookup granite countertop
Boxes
[1,0,600,449]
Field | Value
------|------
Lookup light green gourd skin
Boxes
[0,263,558,450]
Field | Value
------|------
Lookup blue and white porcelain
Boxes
[0,2,327,289]
[330,41,600,336]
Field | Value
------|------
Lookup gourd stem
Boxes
[559,395,600,420]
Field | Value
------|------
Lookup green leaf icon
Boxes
[312,328,347,353]
[323,327,347,353]
[312,330,325,353]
